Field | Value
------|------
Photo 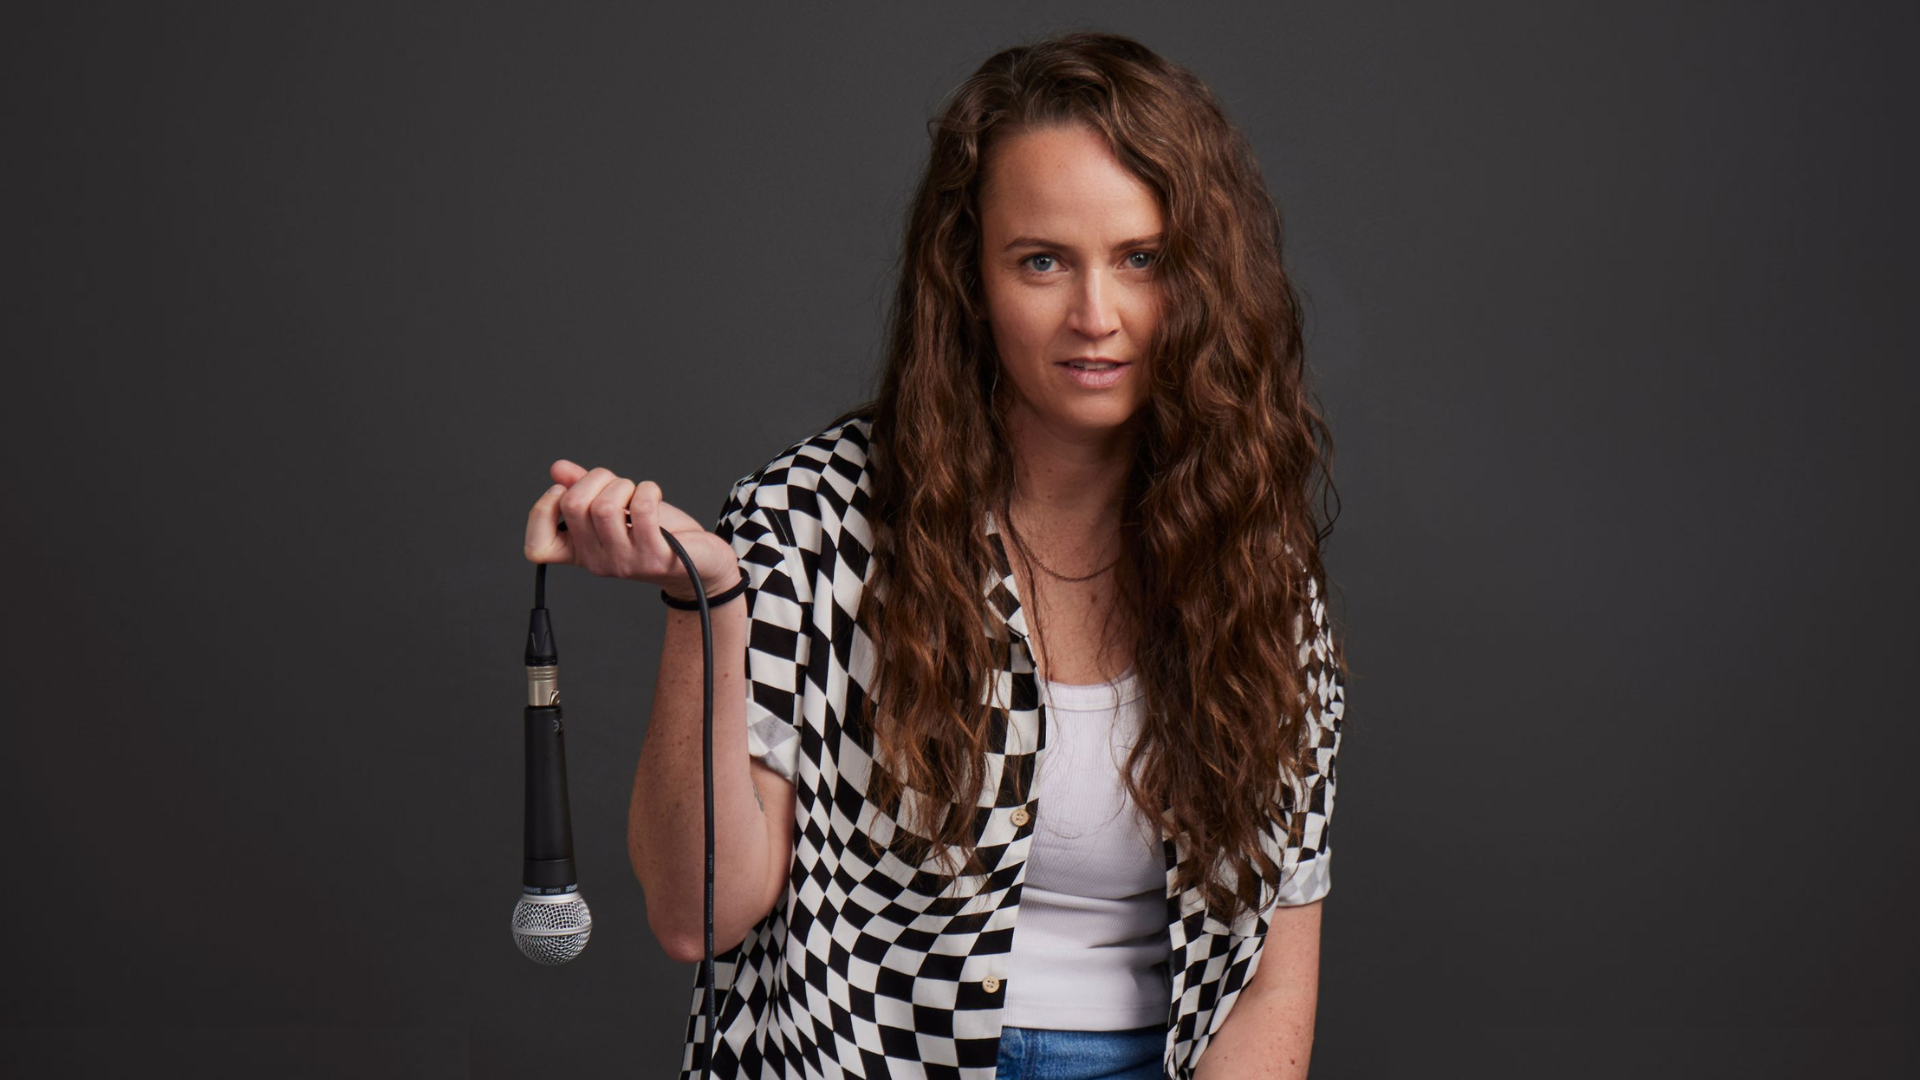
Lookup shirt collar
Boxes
[981,508,1034,644]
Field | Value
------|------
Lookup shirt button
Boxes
[982,977,1002,994]
[1010,807,1030,827]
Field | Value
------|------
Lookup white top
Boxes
[1004,668,1172,1030]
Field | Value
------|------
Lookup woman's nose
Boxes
[1067,271,1122,340]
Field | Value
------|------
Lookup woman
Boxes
[524,31,1347,1080]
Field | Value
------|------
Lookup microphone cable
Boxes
[519,529,721,1079]
[656,527,721,1080]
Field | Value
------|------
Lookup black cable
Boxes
[654,528,718,1079]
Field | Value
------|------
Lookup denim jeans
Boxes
[995,1024,1167,1080]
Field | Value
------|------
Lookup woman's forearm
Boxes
[1192,901,1323,1080]
[627,586,779,961]
[1192,983,1317,1080]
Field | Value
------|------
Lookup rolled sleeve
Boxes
[712,479,811,785]
[1273,572,1345,907]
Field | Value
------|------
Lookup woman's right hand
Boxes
[523,460,742,600]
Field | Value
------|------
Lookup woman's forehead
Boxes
[979,125,1162,241]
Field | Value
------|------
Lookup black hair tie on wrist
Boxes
[659,575,749,611]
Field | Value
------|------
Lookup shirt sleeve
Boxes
[1272,572,1345,907]
[711,475,811,785]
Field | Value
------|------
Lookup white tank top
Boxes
[1004,669,1171,1030]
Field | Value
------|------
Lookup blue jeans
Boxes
[995,1024,1167,1080]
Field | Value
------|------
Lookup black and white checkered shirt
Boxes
[680,415,1345,1080]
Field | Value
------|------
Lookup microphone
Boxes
[515,514,719,1076]
[512,568,593,964]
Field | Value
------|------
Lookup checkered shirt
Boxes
[679,415,1346,1080]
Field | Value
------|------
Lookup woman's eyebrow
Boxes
[1001,232,1164,253]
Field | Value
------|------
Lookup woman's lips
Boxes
[1056,359,1129,389]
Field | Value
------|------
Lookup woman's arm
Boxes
[1192,899,1323,1080]
[629,600,796,963]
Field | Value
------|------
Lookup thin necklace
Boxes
[1002,498,1120,583]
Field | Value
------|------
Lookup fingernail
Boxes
[547,485,565,496]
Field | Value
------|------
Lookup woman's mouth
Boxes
[1058,358,1129,389]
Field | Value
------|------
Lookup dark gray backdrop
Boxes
[4,2,1914,1077]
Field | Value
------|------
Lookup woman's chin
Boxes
[1052,401,1148,438]
[1003,386,1147,440]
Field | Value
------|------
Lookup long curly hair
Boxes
[849,30,1344,923]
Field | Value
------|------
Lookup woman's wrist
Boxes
[658,565,745,606]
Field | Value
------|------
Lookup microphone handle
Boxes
[524,701,579,893]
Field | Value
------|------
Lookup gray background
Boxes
[4,1,1914,1076]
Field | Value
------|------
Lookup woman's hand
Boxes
[524,460,742,600]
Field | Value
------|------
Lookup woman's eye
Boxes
[1023,254,1057,273]
[1127,251,1157,270]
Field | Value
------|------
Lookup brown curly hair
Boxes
[846,30,1345,923]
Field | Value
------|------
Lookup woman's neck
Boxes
[1003,405,1135,531]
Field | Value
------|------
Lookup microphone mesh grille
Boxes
[512,893,593,965]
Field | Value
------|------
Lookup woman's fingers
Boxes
[524,483,572,563]
[590,476,639,565]
[558,468,619,570]
[531,466,736,589]
[628,480,674,577]
[550,459,589,487]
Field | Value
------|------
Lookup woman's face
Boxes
[977,123,1163,440]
